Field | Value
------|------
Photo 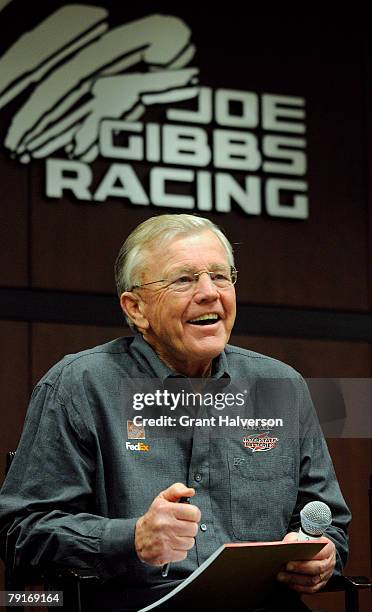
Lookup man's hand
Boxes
[134,482,201,566]
[277,532,336,593]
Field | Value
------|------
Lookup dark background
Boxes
[0,3,371,610]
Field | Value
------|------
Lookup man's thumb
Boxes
[282,531,299,543]
[159,482,195,503]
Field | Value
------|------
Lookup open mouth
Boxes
[188,314,220,326]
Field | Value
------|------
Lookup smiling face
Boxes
[121,230,236,377]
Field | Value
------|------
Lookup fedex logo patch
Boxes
[126,441,150,452]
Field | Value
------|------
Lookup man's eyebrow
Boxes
[209,263,230,270]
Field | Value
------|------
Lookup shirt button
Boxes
[200,523,207,532]
[194,473,202,482]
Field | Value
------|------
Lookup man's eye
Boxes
[174,275,193,285]
[211,273,228,281]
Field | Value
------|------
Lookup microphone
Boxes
[297,501,332,540]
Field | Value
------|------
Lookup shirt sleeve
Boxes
[288,377,351,574]
[0,380,138,582]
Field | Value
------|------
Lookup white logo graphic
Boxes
[0,7,198,163]
[0,4,308,218]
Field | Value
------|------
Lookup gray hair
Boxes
[115,213,234,299]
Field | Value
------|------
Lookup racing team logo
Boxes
[0,2,309,217]
[242,432,278,452]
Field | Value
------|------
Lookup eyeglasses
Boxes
[129,267,238,293]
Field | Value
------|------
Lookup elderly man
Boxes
[0,214,350,612]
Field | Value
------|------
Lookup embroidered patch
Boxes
[127,420,145,440]
[242,432,278,452]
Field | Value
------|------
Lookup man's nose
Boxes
[194,272,219,300]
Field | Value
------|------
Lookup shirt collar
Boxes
[130,334,231,382]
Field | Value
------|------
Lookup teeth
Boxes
[189,313,219,323]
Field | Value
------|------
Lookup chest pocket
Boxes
[228,451,297,541]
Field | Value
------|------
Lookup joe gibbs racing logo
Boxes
[0,3,308,218]
[243,432,278,452]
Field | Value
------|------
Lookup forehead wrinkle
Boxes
[164,261,230,277]
[141,231,230,280]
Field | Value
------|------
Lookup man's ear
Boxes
[120,292,149,332]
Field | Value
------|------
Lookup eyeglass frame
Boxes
[128,266,238,292]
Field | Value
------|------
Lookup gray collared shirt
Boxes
[0,334,351,605]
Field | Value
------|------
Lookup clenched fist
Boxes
[134,482,201,566]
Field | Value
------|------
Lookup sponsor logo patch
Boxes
[126,441,150,452]
[127,420,145,440]
[242,432,278,452]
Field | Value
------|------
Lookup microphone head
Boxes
[300,501,332,536]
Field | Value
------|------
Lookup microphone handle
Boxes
[297,527,323,541]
